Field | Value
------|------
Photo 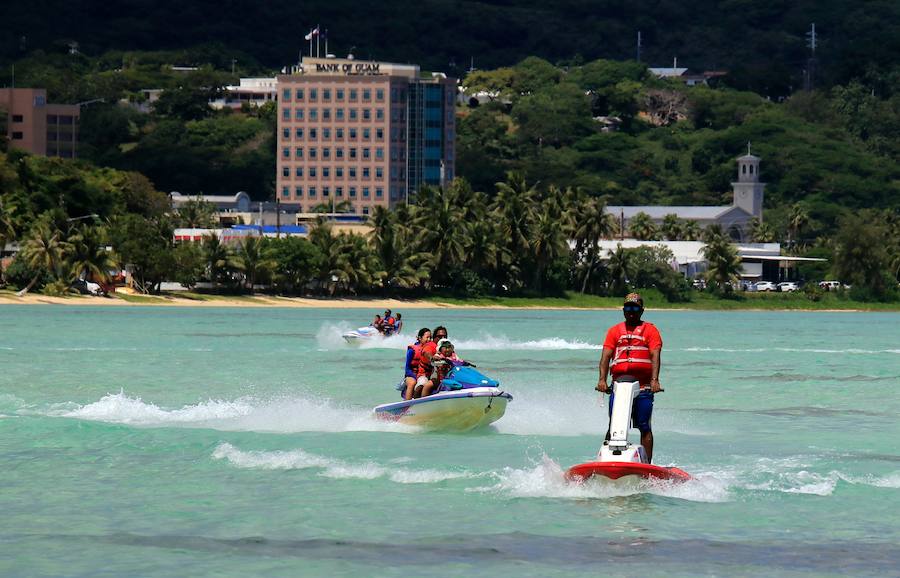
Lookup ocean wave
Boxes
[316,323,598,352]
[212,442,470,484]
[468,454,729,502]
[51,391,416,434]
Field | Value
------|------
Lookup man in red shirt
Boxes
[596,293,663,462]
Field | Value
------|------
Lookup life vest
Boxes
[610,323,653,380]
[407,343,424,374]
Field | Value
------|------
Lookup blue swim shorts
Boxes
[608,391,654,434]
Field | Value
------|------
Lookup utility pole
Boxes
[275,197,281,238]
[804,23,817,91]
[636,31,642,63]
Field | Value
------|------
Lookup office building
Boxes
[0,88,80,158]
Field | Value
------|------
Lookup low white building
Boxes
[209,78,278,109]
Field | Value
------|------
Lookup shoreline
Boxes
[0,291,891,312]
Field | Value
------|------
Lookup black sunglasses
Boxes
[623,304,642,312]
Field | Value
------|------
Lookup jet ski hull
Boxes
[566,461,691,482]
[342,326,382,344]
[374,387,511,431]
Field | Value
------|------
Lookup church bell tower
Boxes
[732,145,765,220]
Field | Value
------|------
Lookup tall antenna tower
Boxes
[804,23,817,91]
[636,31,642,62]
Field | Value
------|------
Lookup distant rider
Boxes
[371,314,385,334]
[596,293,663,462]
[383,309,396,335]
[393,313,403,334]
[403,328,431,400]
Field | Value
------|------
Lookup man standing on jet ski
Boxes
[596,293,663,462]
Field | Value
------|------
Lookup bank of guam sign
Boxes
[316,62,382,75]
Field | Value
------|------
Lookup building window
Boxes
[363,207,369,215]
[336,148,344,159]
[309,186,317,199]
[323,88,331,100]
[363,128,370,139]
[323,127,331,139]
[350,89,357,101]
[336,108,344,120]
[283,89,291,101]
[376,187,383,199]
[376,147,384,159]
[349,128,357,139]
[12,114,24,122]
[336,186,343,197]
[336,167,344,178]
[309,108,318,121]
[310,128,317,139]
[376,108,384,120]
[363,187,370,198]
[349,187,357,198]
[337,88,344,100]
[282,166,290,177]
[296,89,304,100]
[323,108,331,120]
[349,109,358,120]
[283,108,290,120]
[376,167,383,179]
[323,166,330,178]
[310,88,317,100]
[295,147,303,158]
[363,89,371,100]
[295,186,303,198]
[282,147,290,158]
[282,186,290,197]
[296,128,304,138]
[296,167,304,177]
[363,147,371,159]
[295,108,304,120]
[349,148,357,159]
[309,167,317,177]
[349,167,357,178]
[363,167,370,178]
[282,128,290,139]
[323,147,331,159]
[309,147,317,159]
[376,128,384,140]
[323,186,330,197]
[376,89,384,101]
[363,108,371,120]
[336,128,344,139]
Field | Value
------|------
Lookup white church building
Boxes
[607,151,765,242]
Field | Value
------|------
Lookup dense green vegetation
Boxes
[3,1,900,97]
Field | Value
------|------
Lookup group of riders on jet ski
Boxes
[401,325,471,400]
[370,309,403,336]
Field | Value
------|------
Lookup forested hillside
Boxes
[2,0,899,96]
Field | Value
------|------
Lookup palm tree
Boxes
[702,225,742,294]
[202,234,233,286]
[661,213,682,241]
[607,243,633,296]
[491,172,538,289]
[0,196,18,284]
[68,224,118,285]
[787,203,809,250]
[176,198,218,228]
[414,183,470,285]
[16,216,72,296]
[749,217,776,243]
[573,197,616,293]
[530,196,569,293]
[681,220,701,241]
[233,235,275,291]
[628,211,658,240]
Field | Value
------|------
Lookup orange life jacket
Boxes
[610,323,653,380]
[407,343,423,374]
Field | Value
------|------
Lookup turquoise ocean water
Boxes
[1,305,898,577]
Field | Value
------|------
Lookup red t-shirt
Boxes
[603,321,662,382]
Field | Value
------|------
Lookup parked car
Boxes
[818,280,842,291]
[71,278,105,296]
[691,278,706,290]
[754,281,777,292]
[777,282,799,292]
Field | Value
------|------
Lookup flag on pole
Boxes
[304,26,319,41]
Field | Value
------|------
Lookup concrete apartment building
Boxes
[0,88,80,158]
[275,57,455,214]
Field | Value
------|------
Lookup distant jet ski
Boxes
[374,364,512,432]
[567,378,691,483]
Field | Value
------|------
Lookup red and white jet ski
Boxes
[567,377,691,483]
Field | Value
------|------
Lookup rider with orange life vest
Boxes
[403,328,431,400]
[416,325,448,398]
[596,293,663,463]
